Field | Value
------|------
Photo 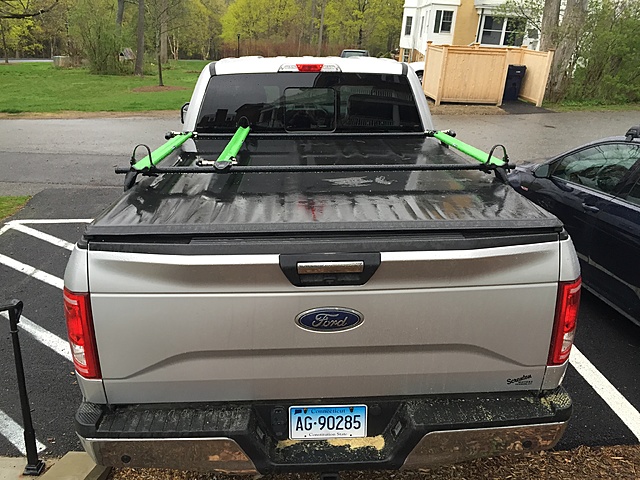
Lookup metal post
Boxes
[0,300,45,476]
[237,33,240,57]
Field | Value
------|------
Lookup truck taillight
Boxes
[63,288,101,379]
[548,277,581,366]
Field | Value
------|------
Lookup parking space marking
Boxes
[0,312,72,362]
[571,347,640,440]
[7,223,74,250]
[0,253,64,289]
[7,219,93,225]
[0,410,46,455]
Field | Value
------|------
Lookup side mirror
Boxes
[180,102,189,124]
[533,163,551,178]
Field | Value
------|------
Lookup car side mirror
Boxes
[180,102,189,124]
[534,163,551,178]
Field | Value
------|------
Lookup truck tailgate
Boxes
[87,239,560,404]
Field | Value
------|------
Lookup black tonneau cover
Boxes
[87,134,562,238]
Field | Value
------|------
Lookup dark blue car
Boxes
[508,126,640,326]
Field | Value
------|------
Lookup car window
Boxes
[552,143,640,194]
[626,177,640,206]
[196,73,422,133]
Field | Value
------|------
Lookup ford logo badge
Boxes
[295,307,364,332]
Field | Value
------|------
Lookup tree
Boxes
[0,0,59,19]
[69,0,124,74]
[135,0,144,75]
[568,0,640,103]
[497,0,589,101]
[221,0,300,48]
[35,0,73,57]
[0,17,43,61]
[116,0,126,32]
[173,0,225,59]
[324,0,402,54]
[539,0,559,51]
[545,0,588,101]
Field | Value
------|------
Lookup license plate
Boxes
[289,405,367,440]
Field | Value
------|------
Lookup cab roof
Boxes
[211,56,406,76]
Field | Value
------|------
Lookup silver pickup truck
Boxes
[64,57,581,475]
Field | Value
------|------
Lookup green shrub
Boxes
[69,0,127,75]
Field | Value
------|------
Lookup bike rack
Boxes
[0,299,46,476]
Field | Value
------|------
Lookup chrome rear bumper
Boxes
[77,388,571,474]
[401,422,567,469]
[80,437,259,475]
[80,421,567,474]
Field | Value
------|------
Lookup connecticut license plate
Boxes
[289,405,367,440]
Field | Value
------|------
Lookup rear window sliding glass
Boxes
[195,72,422,134]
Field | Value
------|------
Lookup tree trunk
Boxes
[540,0,561,51]
[116,0,126,32]
[160,0,168,63]
[309,0,316,45]
[135,0,145,76]
[316,0,325,56]
[0,22,8,64]
[546,0,588,101]
[0,20,9,63]
[157,52,164,86]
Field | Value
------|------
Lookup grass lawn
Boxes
[0,196,30,220]
[546,101,640,112]
[0,60,209,113]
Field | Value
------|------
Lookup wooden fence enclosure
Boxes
[421,43,554,107]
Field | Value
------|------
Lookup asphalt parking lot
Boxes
[0,114,638,461]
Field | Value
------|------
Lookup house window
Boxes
[405,16,413,35]
[481,16,525,46]
[434,10,453,34]
[420,15,425,37]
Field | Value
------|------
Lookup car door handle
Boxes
[582,203,600,213]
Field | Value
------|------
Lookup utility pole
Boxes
[237,33,240,57]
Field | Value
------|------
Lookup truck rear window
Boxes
[195,72,422,134]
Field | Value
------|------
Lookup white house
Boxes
[399,0,539,62]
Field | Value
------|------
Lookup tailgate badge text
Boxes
[295,308,364,332]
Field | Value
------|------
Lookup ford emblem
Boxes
[295,307,364,332]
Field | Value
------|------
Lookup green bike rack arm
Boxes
[431,131,506,167]
[215,126,250,164]
[132,132,194,171]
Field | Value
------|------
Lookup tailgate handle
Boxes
[297,261,364,275]
[280,253,380,287]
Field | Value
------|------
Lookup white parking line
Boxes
[570,347,640,441]
[0,410,46,455]
[7,223,74,251]
[8,219,93,224]
[0,254,64,290]
[0,312,72,362]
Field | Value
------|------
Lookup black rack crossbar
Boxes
[116,163,513,175]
